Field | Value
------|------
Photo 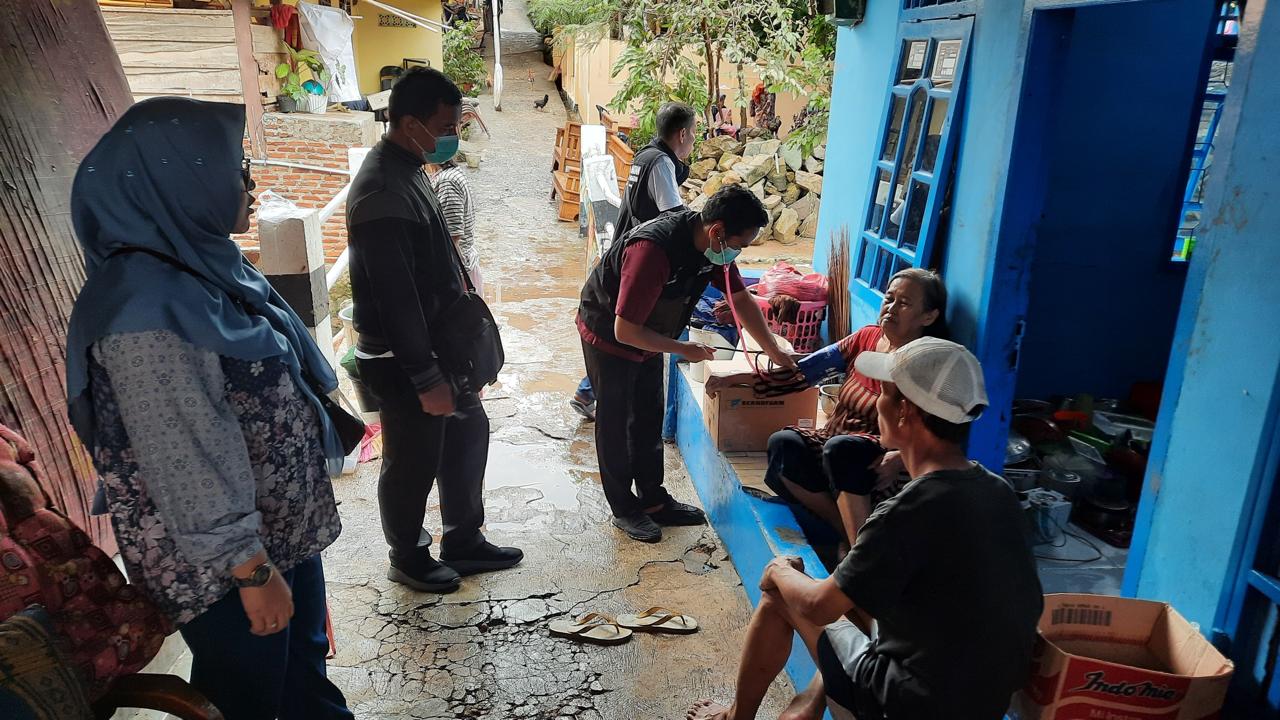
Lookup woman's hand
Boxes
[240,570,293,636]
[869,450,905,492]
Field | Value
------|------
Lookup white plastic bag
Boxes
[255,190,309,223]
[297,3,361,103]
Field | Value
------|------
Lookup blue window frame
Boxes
[1214,433,1280,712]
[1173,0,1240,262]
[852,17,972,309]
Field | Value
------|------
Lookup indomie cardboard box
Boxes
[1011,593,1233,720]
[704,360,819,452]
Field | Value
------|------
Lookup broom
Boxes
[827,226,852,341]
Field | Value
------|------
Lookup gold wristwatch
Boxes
[233,562,274,588]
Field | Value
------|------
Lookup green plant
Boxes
[528,0,616,37]
[610,43,708,150]
[443,21,487,96]
[274,47,329,103]
[606,0,830,149]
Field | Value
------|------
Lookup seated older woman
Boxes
[707,268,948,546]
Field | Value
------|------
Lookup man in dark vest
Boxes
[577,185,796,542]
[570,103,698,422]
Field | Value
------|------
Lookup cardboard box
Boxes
[1012,594,1233,720]
[704,360,819,452]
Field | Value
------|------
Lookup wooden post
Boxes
[0,0,134,549]
[232,0,267,159]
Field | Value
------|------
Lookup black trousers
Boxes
[357,357,488,565]
[765,430,882,500]
[581,339,670,517]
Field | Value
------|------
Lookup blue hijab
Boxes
[66,97,347,477]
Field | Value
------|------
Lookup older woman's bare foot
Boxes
[687,699,731,719]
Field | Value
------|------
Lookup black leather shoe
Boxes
[387,556,461,593]
[647,500,707,527]
[612,513,663,543]
[441,541,525,576]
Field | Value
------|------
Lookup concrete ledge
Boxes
[671,359,828,692]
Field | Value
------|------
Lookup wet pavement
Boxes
[120,6,793,718]
[316,6,793,720]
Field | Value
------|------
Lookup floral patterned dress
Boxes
[86,330,342,626]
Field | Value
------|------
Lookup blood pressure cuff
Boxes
[796,343,846,386]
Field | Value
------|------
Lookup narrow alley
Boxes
[317,5,793,718]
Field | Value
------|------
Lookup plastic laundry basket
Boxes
[749,287,827,353]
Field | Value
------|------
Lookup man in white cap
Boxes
[688,338,1043,720]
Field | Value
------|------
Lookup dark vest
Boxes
[579,209,715,353]
[613,139,690,242]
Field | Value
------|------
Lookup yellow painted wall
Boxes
[254,0,444,96]
[351,0,444,95]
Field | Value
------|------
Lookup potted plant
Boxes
[443,21,487,98]
[274,47,331,113]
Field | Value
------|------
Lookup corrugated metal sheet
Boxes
[0,0,135,549]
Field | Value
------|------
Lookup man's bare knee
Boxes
[759,588,801,627]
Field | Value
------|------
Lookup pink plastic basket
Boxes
[749,288,827,353]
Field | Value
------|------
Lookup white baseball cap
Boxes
[854,337,989,424]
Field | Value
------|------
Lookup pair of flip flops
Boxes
[548,607,699,646]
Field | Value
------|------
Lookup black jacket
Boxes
[613,138,689,242]
[578,209,717,354]
[346,139,467,392]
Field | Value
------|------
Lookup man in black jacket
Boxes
[578,186,795,542]
[570,102,698,421]
[347,68,522,594]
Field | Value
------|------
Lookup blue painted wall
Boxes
[811,1,900,332]
[1126,3,1280,632]
[1012,3,1203,401]
[815,0,1268,633]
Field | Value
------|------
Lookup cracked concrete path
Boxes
[317,4,794,719]
[120,4,794,718]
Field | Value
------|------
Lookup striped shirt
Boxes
[431,165,478,270]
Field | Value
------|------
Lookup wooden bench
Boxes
[552,171,581,222]
[552,122,582,174]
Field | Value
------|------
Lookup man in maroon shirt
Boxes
[577,185,796,542]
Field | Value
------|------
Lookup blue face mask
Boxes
[704,234,742,266]
[412,121,459,164]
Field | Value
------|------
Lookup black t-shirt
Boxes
[832,464,1043,719]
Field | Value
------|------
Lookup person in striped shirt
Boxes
[428,159,482,294]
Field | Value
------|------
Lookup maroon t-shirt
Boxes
[577,239,745,361]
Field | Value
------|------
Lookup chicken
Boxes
[534,94,549,110]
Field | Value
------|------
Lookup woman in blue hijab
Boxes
[65,98,352,720]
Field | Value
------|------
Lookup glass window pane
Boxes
[881,95,906,162]
[882,90,927,242]
[896,89,926,186]
[867,169,893,236]
[898,40,928,84]
[899,179,930,253]
[920,96,949,174]
[870,248,899,292]
[856,237,879,283]
[931,39,963,88]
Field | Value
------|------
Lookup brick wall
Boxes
[236,110,379,263]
